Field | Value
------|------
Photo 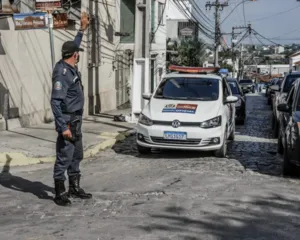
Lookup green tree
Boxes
[167,38,208,67]
[220,62,234,72]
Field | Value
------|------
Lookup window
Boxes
[120,0,135,43]
[228,81,240,95]
[154,77,219,101]
[151,0,156,33]
[283,75,300,93]
[158,2,164,25]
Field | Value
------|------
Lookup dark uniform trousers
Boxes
[53,115,83,181]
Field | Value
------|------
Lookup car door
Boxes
[284,87,295,151]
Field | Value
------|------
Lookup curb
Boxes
[0,130,134,167]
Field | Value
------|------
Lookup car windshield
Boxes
[239,80,252,84]
[228,81,240,94]
[283,75,300,92]
[154,77,219,101]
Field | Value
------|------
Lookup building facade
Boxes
[0,0,166,128]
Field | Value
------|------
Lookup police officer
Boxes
[50,12,91,206]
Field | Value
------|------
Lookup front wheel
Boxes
[228,123,235,141]
[214,131,227,158]
[273,120,279,138]
[271,115,275,129]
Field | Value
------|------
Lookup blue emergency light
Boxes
[219,69,229,74]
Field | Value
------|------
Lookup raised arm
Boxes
[74,12,90,47]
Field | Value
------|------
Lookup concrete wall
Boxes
[166,19,179,40]
[0,0,131,127]
[0,18,65,126]
[114,0,134,107]
[151,0,167,90]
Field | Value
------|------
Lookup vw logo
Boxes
[172,120,181,128]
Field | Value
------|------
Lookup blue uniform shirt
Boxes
[50,31,84,133]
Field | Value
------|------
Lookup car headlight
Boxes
[138,114,153,126]
[200,116,222,128]
[235,99,242,107]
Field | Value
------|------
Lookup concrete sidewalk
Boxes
[0,114,135,167]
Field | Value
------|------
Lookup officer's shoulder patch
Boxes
[54,81,62,90]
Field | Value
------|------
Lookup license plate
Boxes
[163,131,187,140]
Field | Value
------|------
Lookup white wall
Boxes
[0,1,123,127]
[151,0,167,89]
[114,0,134,107]
[0,19,76,126]
[290,55,300,70]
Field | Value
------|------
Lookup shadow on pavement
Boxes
[136,193,300,240]
[0,155,54,200]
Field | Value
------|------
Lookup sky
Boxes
[192,0,300,45]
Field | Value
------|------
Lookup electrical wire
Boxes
[233,29,249,48]
[221,0,249,25]
[253,29,282,46]
[177,0,215,35]
[173,0,215,40]
[189,0,214,29]
[253,33,268,46]
[250,4,300,23]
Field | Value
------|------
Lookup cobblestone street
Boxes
[1,93,300,240]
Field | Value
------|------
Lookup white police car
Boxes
[136,66,238,158]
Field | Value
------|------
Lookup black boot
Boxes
[68,174,92,199]
[54,180,71,206]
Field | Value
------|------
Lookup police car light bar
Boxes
[168,65,220,74]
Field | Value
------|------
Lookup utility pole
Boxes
[206,0,229,67]
[47,11,55,69]
[231,24,252,79]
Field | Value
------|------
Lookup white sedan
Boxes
[136,71,238,158]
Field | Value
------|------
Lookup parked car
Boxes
[276,79,300,175]
[136,66,238,158]
[239,79,255,93]
[265,79,276,97]
[266,78,278,105]
[270,71,300,139]
[269,78,282,108]
[226,78,246,124]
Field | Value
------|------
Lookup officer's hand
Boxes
[62,129,72,139]
[80,11,90,31]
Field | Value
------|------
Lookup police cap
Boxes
[61,41,84,58]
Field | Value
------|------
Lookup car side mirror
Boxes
[225,95,238,104]
[142,93,152,100]
[270,85,280,91]
[277,103,290,113]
